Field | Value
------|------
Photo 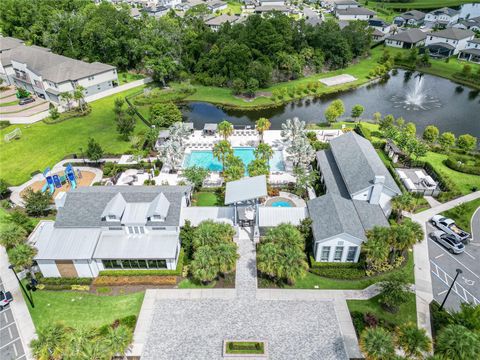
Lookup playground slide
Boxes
[41,183,48,193]
[53,175,62,189]
[66,171,76,189]
[46,176,55,194]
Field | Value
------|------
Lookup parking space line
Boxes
[0,338,20,350]
[435,253,444,259]
[464,251,475,260]
[438,290,447,296]
[8,325,13,339]
[13,341,18,357]
[429,238,480,279]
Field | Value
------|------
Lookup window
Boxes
[127,226,145,234]
[320,246,330,262]
[107,215,117,221]
[334,246,344,261]
[346,247,358,262]
[102,260,122,269]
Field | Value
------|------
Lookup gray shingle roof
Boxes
[4,45,115,83]
[225,175,267,204]
[430,28,474,40]
[307,193,367,241]
[352,200,389,230]
[0,36,24,52]
[387,29,427,44]
[329,132,401,195]
[428,7,459,17]
[55,186,191,228]
[205,14,240,26]
[336,7,376,16]
[316,149,350,198]
[399,10,425,21]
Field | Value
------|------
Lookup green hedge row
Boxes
[37,276,92,285]
[98,248,184,277]
[444,157,480,176]
[309,258,367,280]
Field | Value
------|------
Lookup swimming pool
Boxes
[183,148,285,172]
[265,197,295,207]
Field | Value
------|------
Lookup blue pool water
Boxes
[183,148,285,172]
[271,201,293,207]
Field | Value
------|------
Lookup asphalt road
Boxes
[427,222,480,311]
[0,278,26,360]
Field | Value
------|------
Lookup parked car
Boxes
[431,215,470,243]
[19,97,35,105]
[0,290,13,310]
[429,231,465,254]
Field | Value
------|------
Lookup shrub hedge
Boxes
[309,258,367,280]
[98,249,184,277]
[93,275,177,286]
[98,315,137,335]
[37,276,92,286]
[444,156,480,176]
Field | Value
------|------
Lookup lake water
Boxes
[182,70,480,137]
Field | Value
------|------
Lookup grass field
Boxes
[0,100,18,107]
[360,0,478,10]
[192,191,223,206]
[118,71,145,85]
[441,197,480,232]
[284,252,414,290]
[0,86,148,186]
[26,290,145,330]
[347,293,417,328]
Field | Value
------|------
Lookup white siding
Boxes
[74,260,95,277]
[337,14,372,21]
[37,260,61,277]
[314,233,362,263]
[386,39,406,48]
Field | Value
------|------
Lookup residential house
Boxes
[458,38,480,63]
[453,16,480,32]
[385,28,427,49]
[30,186,192,278]
[393,10,426,27]
[425,28,475,57]
[259,0,284,5]
[254,5,290,15]
[335,7,375,21]
[205,14,243,31]
[130,7,142,19]
[424,7,459,28]
[371,29,387,42]
[142,5,170,17]
[208,1,228,12]
[333,0,359,10]
[0,37,118,103]
[243,0,256,10]
[309,131,401,263]
[368,18,391,34]
[0,36,24,54]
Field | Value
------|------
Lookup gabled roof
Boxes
[387,29,427,43]
[147,193,170,219]
[329,132,401,195]
[205,14,241,26]
[336,7,376,16]
[468,38,480,44]
[430,28,475,40]
[0,36,24,52]
[369,18,390,27]
[225,175,267,204]
[428,7,459,17]
[333,0,359,5]
[316,149,350,198]
[399,10,425,21]
[101,193,126,219]
[55,186,191,228]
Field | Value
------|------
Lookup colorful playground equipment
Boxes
[41,164,81,194]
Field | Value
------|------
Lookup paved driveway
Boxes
[0,278,26,360]
[426,222,480,311]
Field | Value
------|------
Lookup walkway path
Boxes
[235,228,257,300]
[0,248,35,360]
[408,191,480,338]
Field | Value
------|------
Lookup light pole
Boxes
[439,268,462,311]
[8,265,34,308]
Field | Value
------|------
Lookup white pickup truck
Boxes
[431,215,471,243]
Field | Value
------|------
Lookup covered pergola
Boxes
[458,48,480,64]
[426,43,454,58]
[203,123,218,135]
[225,176,267,233]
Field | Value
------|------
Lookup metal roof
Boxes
[398,10,425,21]
[101,193,126,219]
[180,206,235,226]
[33,221,101,260]
[205,14,240,26]
[258,207,307,227]
[147,193,170,219]
[203,123,218,131]
[225,175,267,204]
[93,231,179,260]
[122,202,150,225]
[329,132,401,196]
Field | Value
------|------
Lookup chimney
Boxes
[54,191,66,210]
[370,175,385,205]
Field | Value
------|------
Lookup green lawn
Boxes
[178,279,216,288]
[192,191,222,206]
[0,100,18,107]
[347,293,417,329]
[285,252,414,290]
[441,198,480,233]
[419,151,480,195]
[26,290,145,330]
[118,71,145,85]
[0,86,148,186]
[360,0,478,10]
[220,0,242,14]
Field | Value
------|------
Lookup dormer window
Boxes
[152,214,165,222]
[107,215,117,221]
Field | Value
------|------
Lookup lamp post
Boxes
[439,268,462,311]
[8,265,34,308]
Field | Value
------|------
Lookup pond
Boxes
[181,70,480,137]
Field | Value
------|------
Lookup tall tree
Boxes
[223,155,244,182]
[255,117,271,143]
[86,138,104,163]
[213,140,233,173]
[218,120,234,141]
[73,85,86,112]
[359,327,395,360]
[351,104,364,122]
[396,322,431,359]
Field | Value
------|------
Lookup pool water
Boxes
[271,201,293,207]
[183,148,285,172]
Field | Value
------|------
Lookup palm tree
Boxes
[213,140,233,173]
[190,245,218,284]
[378,275,410,313]
[257,242,279,279]
[281,117,306,144]
[218,120,233,140]
[450,302,480,332]
[214,242,238,274]
[105,325,133,359]
[255,117,271,142]
[0,223,27,250]
[169,122,191,148]
[159,139,184,172]
[223,154,244,182]
[8,243,37,273]
[435,324,480,360]
[254,143,273,162]
[76,338,110,360]
[279,245,308,285]
[395,322,431,359]
[73,85,86,112]
[364,226,391,269]
[391,193,415,220]
[359,327,395,360]
[60,91,73,111]
[31,323,69,360]
[391,219,424,257]
[65,327,98,359]
[247,158,269,177]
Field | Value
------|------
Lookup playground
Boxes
[19,166,96,199]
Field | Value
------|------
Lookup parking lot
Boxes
[427,221,480,311]
[0,278,26,360]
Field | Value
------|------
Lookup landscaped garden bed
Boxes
[223,340,267,357]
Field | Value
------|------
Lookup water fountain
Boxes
[391,74,441,110]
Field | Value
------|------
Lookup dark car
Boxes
[430,231,465,254]
[0,290,13,310]
[19,97,35,105]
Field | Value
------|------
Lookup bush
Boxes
[309,259,366,280]
[37,276,92,286]
[0,179,11,199]
[0,120,10,130]
[445,156,480,176]
[351,311,366,335]
[355,123,371,140]
[93,275,177,286]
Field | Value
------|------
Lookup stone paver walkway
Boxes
[235,228,257,300]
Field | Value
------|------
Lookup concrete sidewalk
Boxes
[0,247,36,360]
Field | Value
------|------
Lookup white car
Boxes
[431,215,470,243]
[429,230,465,254]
